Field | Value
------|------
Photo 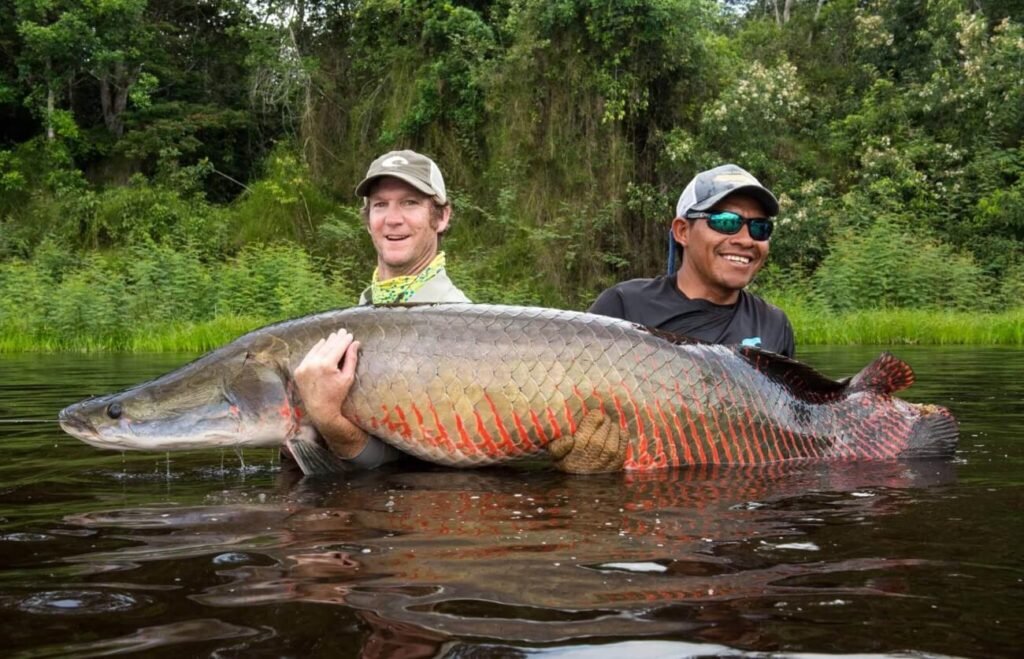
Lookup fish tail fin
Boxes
[848,352,915,394]
[285,436,353,477]
[899,405,959,458]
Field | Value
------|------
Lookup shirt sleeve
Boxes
[588,286,626,319]
[779,315,796,358]
[345,435,404,469]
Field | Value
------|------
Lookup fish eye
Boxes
[106,402,123,419]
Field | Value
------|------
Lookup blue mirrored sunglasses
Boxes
[685,211,774,241]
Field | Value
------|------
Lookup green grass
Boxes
[2,306,1024,352]
[781,301,1024,346]
[0,316,268,353]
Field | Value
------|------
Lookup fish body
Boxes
[58,304,958,470]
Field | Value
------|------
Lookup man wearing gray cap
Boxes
[590,164,795,357]
[293,150,470,468]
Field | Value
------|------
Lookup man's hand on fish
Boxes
[293,329,370,459]
[548,410,626,474]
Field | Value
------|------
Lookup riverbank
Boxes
[1,305,1022,352]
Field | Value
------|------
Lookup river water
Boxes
[0,346,1020,658]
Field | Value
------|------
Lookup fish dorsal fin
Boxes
[847,351,915,394]
[643,328,849,404]
[737,346,849,403]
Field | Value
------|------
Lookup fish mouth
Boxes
[58,406,98,440]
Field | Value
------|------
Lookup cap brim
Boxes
[689,185,780,216]
[354,172,439,199]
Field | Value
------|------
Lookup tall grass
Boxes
[775,295,1024,346]
[4,287,1023,352]
[0,242,352,353]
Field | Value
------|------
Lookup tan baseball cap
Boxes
[354,150,447,204]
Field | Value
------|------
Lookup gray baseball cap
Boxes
[675,164,779,218]
[355,149,447,204]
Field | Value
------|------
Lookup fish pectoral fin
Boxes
[243,334,292,374]
[549,409,626,474]
[285,436,354,477]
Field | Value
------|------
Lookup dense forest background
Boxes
[0,0,1022,348]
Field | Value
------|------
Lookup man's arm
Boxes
[293,330,402,468]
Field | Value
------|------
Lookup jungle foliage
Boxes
[1,0,1022,348]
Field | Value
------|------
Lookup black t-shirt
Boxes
[588,275,796,357]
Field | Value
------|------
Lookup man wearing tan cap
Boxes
[291,151,626,473]
[294,150,470,468]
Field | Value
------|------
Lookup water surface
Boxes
[0,346,1020,657]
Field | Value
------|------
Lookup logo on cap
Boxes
[382,156,409,168]
[714,173,756,184]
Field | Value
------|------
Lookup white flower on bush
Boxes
[702,60,810,140]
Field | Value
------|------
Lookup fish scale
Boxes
[59,303,959,469]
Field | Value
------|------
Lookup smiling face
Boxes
[365,177,451,280]
[673,192,770,305]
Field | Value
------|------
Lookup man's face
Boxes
[366,177,450,280]
[673,192,771,305]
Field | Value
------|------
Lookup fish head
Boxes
[59,335,303,452]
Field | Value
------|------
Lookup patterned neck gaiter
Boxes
[370,252,446,304]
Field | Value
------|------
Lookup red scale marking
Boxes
[610,393,626,431]
[655,400,682,466]
[454,413,476,455]
[705,401,735,463]
[428,403,459,456]
[696,411,722,463]
[731,379,770,462]
[742,406,768,463]
[529,410,550,445]
[715,380,751,463]
[668,409,692,465]
[765,412,791,460]
[572,386,588,408]
[511,412,534,449]
[675,383,707,464]
[473,410,501,457]
[545,408,564,441]
[643,403,667,466]
[410,403,428,440]
[624,442,639,470]
[614,392,648,461]
[562,400,577,436]
[392,406,413,440]
[484,395,520,455]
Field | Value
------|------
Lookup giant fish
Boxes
[58,304,958,474]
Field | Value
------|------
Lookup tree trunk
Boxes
[99,61,140,138]
[45,57,55,141]
[808,0,826,45]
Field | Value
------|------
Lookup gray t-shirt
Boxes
[589,275,795,358]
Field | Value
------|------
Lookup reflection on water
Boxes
[0,347,1022,657]
[63,463,957,644]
